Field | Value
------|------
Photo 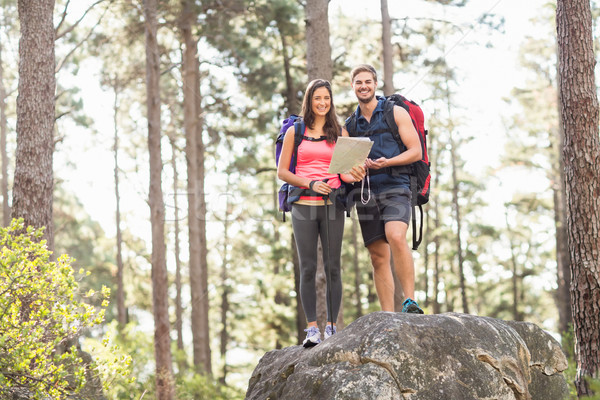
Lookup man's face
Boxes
[352,71,377,104]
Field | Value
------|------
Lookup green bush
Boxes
[0,219,119,399]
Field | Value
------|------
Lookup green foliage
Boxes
[82,321,145,399]
[175,372,244,400]
[0,219,128,399]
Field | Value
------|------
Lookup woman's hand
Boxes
[310,180,332,195]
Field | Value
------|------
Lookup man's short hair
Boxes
[351,64,378,82]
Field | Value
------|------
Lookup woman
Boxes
[277,79,365,347]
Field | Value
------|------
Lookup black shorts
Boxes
[355,187,412,247]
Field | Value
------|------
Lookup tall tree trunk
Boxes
[0,39,9,226]
[13,0,55,249]
[305,0,332,82]
[143,0,174,397]
[195,56,211,375]
[169,135,185,367]
[431,133,441,314]
[278,23,299,115]
[113,82,127,328]
[180,0,211,374]
[380,0,394,96]
[219,176,231,385]
[505,208,520,321]
[432,204,441,314]
[554,67,572,336]
[449,137,468,314]
[445,73,468,314]
[557,0,600,395]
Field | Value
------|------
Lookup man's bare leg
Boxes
[367,239,395,311]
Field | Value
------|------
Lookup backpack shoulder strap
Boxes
[345,112,358,137]
[293,120,305,146]
[383,98,406,152]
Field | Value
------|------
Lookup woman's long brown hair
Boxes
[301,79,341,144]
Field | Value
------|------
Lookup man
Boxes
[346,64,424,314]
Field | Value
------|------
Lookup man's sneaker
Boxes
[324,324,337,340]
[402,298,424,314]
[303,326,321,348]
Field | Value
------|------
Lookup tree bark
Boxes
[169,135,185,366]
[143,0,174,397]
[305,0,332,82]
[278,21,299,115]
[0,39,9,226]
[180,0,211,374]
[195,50,211,375]
[445,71,468,314]
[556,0,600,395]
[380,0,394,96]
[505,208,520,321]
[112,82,127,328]
[554,60,572,336]
[13,0,55,249]
[219,176,231,384]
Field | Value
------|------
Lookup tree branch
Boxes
[55,0,108,40]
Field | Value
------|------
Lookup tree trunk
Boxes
[505,208,520,321]
[305,0,332,82]
[113,83,127,328]
[195,56,211,375]
[0,39,9,226]
[219,176,231,385]
[557,0,600,395]
[13,0,55,249]
[180,0,211,375]
[169,135,185,367]
[143,0,174,397]
[554,64,572,336]
[432,134,441,314]
[445,72,468,314]
[380,0,394,96]
[278,22,299,115]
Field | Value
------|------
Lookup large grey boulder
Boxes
[246,312,569,400]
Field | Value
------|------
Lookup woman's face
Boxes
[311,86,331,118]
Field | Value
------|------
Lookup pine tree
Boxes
[557,0,600,395]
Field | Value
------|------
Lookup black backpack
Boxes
[346,94,430,250]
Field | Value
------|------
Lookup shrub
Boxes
[0,219,110,399]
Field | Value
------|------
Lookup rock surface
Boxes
[246,312,569,400]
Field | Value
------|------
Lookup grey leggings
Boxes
[291,203,344,324]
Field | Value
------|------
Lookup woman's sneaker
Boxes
[402,298,424,314]
[303,326,321,348]
[324,324,337,340]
